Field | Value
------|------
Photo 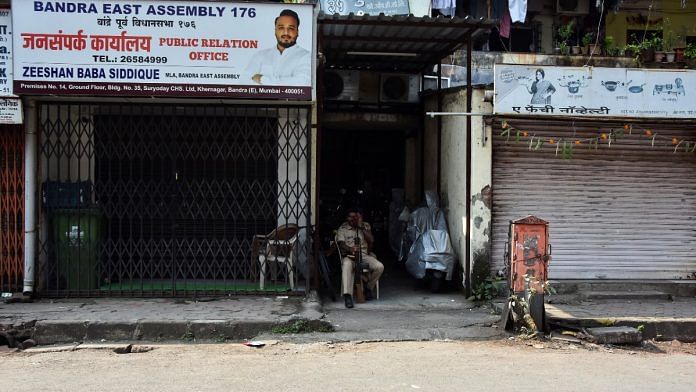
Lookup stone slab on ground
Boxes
[586,326,643,345]
[582,290,671,301]
[546,297,696,342]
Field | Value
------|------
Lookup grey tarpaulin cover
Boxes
[403,191,456,280]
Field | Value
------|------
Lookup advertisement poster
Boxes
[0,98,22,124]
[494,64,696,118]
[0,8,13,97]
[12,1,314,99]
[320,0,409,16]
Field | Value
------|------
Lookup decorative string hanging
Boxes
[500,121,696,159]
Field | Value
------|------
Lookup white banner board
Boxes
[494,64,696,118]
[0,98,22,124]
[0,8,13,97]
[12,1,314,99]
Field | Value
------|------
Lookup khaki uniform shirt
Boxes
[336,222,372,254]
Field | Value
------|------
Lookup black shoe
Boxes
[344,294,354,308]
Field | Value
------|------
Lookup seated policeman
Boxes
[336,208,384,308]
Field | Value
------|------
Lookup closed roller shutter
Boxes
[492,118,696,280]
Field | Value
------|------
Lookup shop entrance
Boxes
[38,103,311,297]
[320,127,405,253]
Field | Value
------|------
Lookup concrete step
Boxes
[553,280,696,297]
[582,290,671,301]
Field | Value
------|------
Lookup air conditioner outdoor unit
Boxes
[556,0,589,14]
[380,74,420,103]
[324,70,360,101]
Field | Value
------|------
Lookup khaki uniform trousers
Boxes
[341,254,384,296]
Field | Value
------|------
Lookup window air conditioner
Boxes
[324,70,360,101]
[556,0,589,14]
[380,73,420,103]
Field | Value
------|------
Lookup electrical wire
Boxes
[641,0,655,44]
[585,0,606,66]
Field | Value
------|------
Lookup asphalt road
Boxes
[1,340,694,391]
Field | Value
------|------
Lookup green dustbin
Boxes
[51,209,104,291]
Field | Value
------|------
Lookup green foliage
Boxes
[597,318,616,326]
[471,250,492,294]
[468,276,505,301]
[662,18,677,50]
[582,32,595,47]
[180,331,195,342]
[647,35,664,51]
[602,36,620,56]
[684,43,696,59]
[623,43,641,57]
[559,42,569,55]
[271,320,334,334]
[557,21,575,44]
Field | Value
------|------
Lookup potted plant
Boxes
[623,43,641,59]
[602,36,617,57]
[651,35,665,62]
[583,32,600,56]
[662,23,677,62]
[557,21,574,55]
[684,43,696,68]
[673,26,687,62]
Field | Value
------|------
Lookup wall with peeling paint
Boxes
[423,87,493,288]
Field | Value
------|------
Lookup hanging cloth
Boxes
[499,9,511,38]
[508,0,527,23]
[432,0,456,16]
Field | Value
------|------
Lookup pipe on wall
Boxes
[23,99,37,295]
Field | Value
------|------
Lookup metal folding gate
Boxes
[492,118,696,280]
[38,103,311,297]
[0,125,24,293]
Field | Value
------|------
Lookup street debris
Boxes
[113,344,154,354]
[243,341,266,348]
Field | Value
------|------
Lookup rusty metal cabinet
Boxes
[508,216,550,295]
[506,215,550,332]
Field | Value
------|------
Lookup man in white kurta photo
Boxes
[245,9,311,86]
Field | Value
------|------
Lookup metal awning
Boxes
[318,13,494,73]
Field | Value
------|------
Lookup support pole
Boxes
[436,62,442,195]
[465,33,473,298]
[23,99,37,295]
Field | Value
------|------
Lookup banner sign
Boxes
[0,98,22,124]
[320,0,409,16]
[0,8,13,97]
[12,1,314,99]
[494,64,696,118]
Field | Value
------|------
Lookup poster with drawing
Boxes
[494,64,696,118]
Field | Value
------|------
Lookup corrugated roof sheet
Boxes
[319,12,494,73]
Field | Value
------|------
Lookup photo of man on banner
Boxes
[245,9,311,86]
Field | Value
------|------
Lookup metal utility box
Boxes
[508,216,550,295]
[51,209,104,291]
[506,215,550,332]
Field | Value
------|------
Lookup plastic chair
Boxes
[334,235,379,300]
[257,224,299,290]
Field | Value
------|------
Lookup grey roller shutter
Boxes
[491,119,696,280]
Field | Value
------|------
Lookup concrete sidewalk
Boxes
[0,286,504,346]
[0,295,324,346]
[546,298,696,342]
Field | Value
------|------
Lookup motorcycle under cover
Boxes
[404,191,456,280]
